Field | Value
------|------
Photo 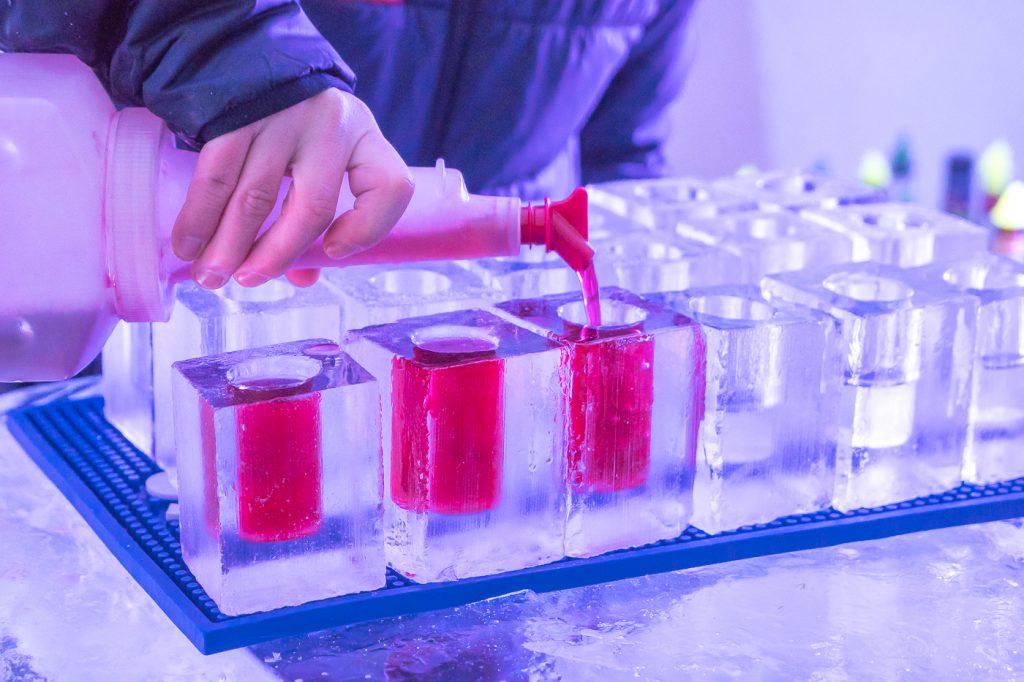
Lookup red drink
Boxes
[390,333,504,514]
[234,392,323,542]
[564,324,655,493]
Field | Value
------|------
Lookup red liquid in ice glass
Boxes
[564,320,655,493]
[390,334,504,514]
[199,374,325,543]
[235,391,323,542]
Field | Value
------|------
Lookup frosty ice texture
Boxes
[345,309,565,582]
[593,232,746,292]
[171,339,384,615]
[917,254,1024,483]
[764,263,976,510]
[676,211,855,280]
[468,250,582,298]
[102,321,157,456]
[713,170,886,211]
[588,177,756,230]
[321,262,496,330]
[651,286,842,532]
[801,203,991,266]
[587,202,646,242]
[103,279,342,469]
[497,288,704,557]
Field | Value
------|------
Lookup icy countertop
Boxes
[2,385,1023,681]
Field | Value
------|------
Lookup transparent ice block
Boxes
[171,339,385,615]
[916,254,1024,483]
[345,309,566,582]
[593,232,746,292]
[497,288,704,557]
[588,177,757,230]
[101,320,156,457]
[713,170,886,211]
[676,210,855,280]
[801,203,991,266]
[103,279,342,470]
[321,262,497,330]
[467,250,582,299]
[650,286,842,532]
[587,202,647,242]
[763,263,977,510]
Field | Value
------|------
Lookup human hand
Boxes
[170,88,413,288]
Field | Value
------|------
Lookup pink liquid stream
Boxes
[577,262,602,327]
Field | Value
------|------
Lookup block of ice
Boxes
[321,262,497,330]
[101,320,156,456]
[587,202,646,242]
[467,250,581,298]
[914,254,1024,483]
[593,232,746,292]
[801,203,991,266]
[676,210,855,279]
[171,339,384,615]
[588,177,756,230]
[763,263,977,510]
[497,288,704,557]
[103,279,342,470]
[345,309,566,582]
[650,285,842,532]
[713,170,886,211]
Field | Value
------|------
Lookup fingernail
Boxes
[235,271,270,287]
[178,237,206,260]
[195,269,227,289]
[325,241,360,260]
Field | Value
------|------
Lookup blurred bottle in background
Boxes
[944,153,974,219]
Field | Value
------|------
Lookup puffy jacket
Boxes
[1,0,696,199]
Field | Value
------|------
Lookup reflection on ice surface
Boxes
[252,523,1024,681]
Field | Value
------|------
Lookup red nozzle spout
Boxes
[520,187,594,271]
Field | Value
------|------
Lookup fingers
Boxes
[285,268,321,287]
[191,127,295,288]
[171,132,250,262]
[171,88,411,292]
[323,125,413,260]
[236,110,347,282]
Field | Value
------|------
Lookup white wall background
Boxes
[668,0,1024,208]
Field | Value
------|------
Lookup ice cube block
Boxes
[763,263,977,510]
[916,254,1024,483]
[801,203,991,266]
[676,210,855,279]
[593,232,746,292]
[588,177,756,230]
[497,288,704,557]
[586,202,646,242]
[103,279,342,469]
[345,309,566,582]
[102,320,157,457]
[714,170,886,211]
[321,262,496,330]
[650,286,842,532]
[468,250,582,298]
[171,339,384,615]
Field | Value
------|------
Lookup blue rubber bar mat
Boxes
[7,397,1024,655]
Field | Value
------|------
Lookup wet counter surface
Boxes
[1,383,1022,681]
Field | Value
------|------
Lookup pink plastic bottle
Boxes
[0,54,592,382]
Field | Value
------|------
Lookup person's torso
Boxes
[302,0,662,198]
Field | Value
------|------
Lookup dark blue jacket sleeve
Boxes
[0,0,355,147]
[579,0,697,184]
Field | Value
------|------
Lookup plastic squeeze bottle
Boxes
[0,54,593,382]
